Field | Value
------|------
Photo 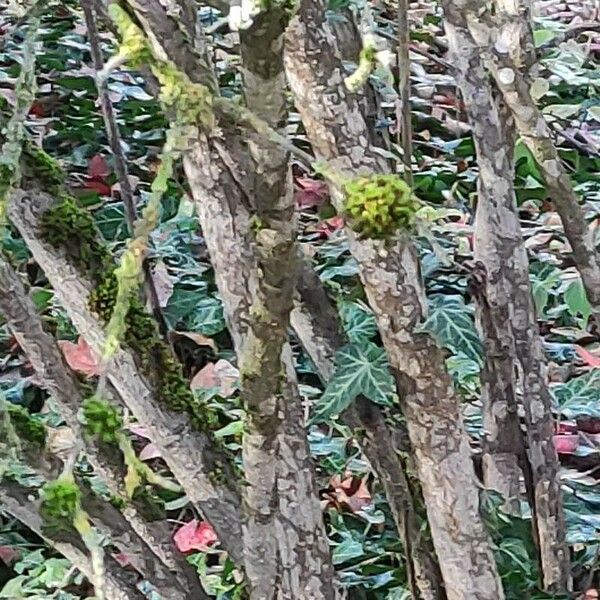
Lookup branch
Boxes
[396,0,413,185]
[488,51,600,323]
[235,9,335,597]
[285,1,503,597]
[7,189,244,564]
[0,480,147,600]
[81,0,171,342]
[537,21,600,54]
[291,261,446,600]
[442,2,570,590]
[0,255,202,600]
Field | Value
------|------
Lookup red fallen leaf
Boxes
[84,178,112,197]
[0,545,19,565]
[28,101,46,117]
[139,442,161,461]
[553,434,579,454]
[174,520,218,553]
[575,346,600,369]
[295,177,329,208]
[58,337,102,377]
[317,215,345,237]
[88,154,110,179]
[113,551,133,568]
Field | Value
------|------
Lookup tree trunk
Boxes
[284,3,504,597]
[442,2,570,591]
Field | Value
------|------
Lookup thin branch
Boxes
[537,21,600,54]
[81,0,170,341]
[396,0,413,185]
[7,189,244,564]
[488,50,600,324]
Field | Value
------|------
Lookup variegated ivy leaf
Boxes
[418,295,483,364]
[553,370,600,419]
[339,301,378,343]
[311,341,395,423]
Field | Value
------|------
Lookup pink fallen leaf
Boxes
[139,442,161,461]
[317,215,345,237]
[0,545,19,565]
[191,359,239,396]
[553,434,579,454]
[174,520,218,553]
[113,551,133,568]
[87,154,110,179]
[58,337,102,377]
[575,345,600,368]
[127,425,152,440]
[294,177,329,208]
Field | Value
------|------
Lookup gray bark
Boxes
[293,263,446,600]
[490,57,600,324]
[1,480,147,600]
[284,2,504,598]
[117,1,336,595]
[442,2,570,591]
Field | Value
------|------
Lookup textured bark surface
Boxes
[285,3,504,598]
[470,264,523,515]
[119,1,336,595]
[236,10,335,598]
[490,56,600,323]
[443,2,570,591]
[293,263,446,600]
[1,480,147,600]
[7,190,244,564]
[0,255,200,600]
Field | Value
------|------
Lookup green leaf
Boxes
[0,575,27,597]
[94,203,127,241]
[185,296,226,336]
[564,278,591,327]
[312,342,395,423]
[553,371,600,418]
[332,537,364,565]
[418,295,483,363]
[163,286,207,327]
[339,301,378,343]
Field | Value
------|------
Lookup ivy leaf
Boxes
[553,371,600,418]
[339,301,378,343]
[312,342,395,423]
[185,296,226,336]
[332,536,364,565]
[418,295,483,363]
[163,286,207,327]
[564,278,591,327]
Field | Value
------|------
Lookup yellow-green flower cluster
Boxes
[40,478,81,522]
[82,397,123,444]
[343,174,420,239]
